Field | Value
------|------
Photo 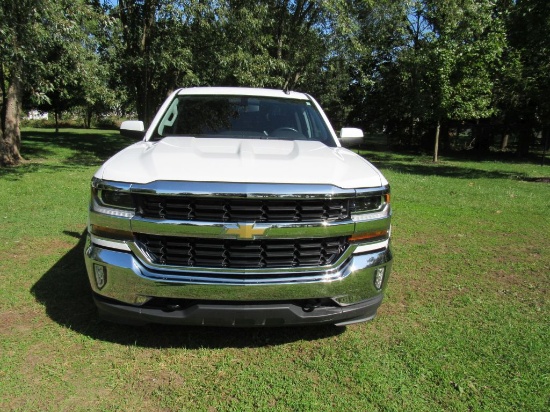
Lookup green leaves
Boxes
[2,0,548,161]
[345,0,510,154]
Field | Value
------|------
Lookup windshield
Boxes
[152,95,335,146]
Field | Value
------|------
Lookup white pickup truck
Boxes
[84,87,392,326]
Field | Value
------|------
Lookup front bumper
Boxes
[93,294,384,327]
[84,235,392,326]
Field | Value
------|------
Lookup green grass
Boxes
[1,129,548,411]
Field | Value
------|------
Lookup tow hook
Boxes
[302,299,322,312]
[163,304,181,312]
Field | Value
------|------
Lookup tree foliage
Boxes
[1,0,549,166]
[0,0,104,165]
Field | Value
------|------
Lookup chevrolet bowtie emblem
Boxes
[225,223,267,239]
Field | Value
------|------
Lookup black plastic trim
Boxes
[93,293,383,327]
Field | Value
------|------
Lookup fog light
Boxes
[374,267,385,290]
[93,264,107,289]
[134,295,152,305]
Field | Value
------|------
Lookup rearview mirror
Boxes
[339,128,364,147]
[120,120,145,139]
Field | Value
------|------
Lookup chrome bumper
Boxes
[84,234,392,325]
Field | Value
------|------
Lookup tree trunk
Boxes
[501,132,509,150]
[542,126,549,166]
[433,120,441,163]
[85,106,93,129]
[1,68,23,166]
[0,64,6,129]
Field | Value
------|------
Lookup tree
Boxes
[348,0,507,159]
[34,1,114,130]
[207,2,284,87]
[0,0,37,166]
[344,0,426,139]
[264,0,333,91]
[111,1,353,123]
[503,0,550,155]
[211,1,333,91]
[113,0,200,124]
[0,0,101,165]
[423,1,506,160]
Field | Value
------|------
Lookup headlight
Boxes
[350,193,390,222]
[91,178,135,218]
[99,190,134,209]
[349,191,391,245]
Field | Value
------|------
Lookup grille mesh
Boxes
[137,234,348,269]
[137,196,348,222]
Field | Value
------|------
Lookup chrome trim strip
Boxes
[352,239,389,254]
[92,178,132,192]
[134,262,345,285]
[90,235,131,252]
[129,181,356,199]
[92,179,390,199]
[129,217,356,239]
[353,212,392,235]
[355,185,390,196]
[88,210,132,232]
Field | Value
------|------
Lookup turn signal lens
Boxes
[348,229,388,243]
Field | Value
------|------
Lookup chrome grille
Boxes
[136,196,349,222]
[137,234,348,269]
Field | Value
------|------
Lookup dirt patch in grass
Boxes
[0,307,48,337]
[0,236,78,265]
[487,269,548,306]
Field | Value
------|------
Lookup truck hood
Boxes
[95,136,386,189]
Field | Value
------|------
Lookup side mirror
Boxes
[120,120,145,139]
[339,127,364,147]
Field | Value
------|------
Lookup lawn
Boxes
[0,129,548,411]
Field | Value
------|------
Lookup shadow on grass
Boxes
[0,129,132,180]
[31,231,344,348]
[359,152,540,180]
[0,162,87,181]
[360,136,547,165]
[22,129,131,163]
[374,159,529,180]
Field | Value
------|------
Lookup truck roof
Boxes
[176,87,309,100]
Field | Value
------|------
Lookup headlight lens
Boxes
[91,178,135,218]
[99,190,134,209]
[350,193,390,222]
